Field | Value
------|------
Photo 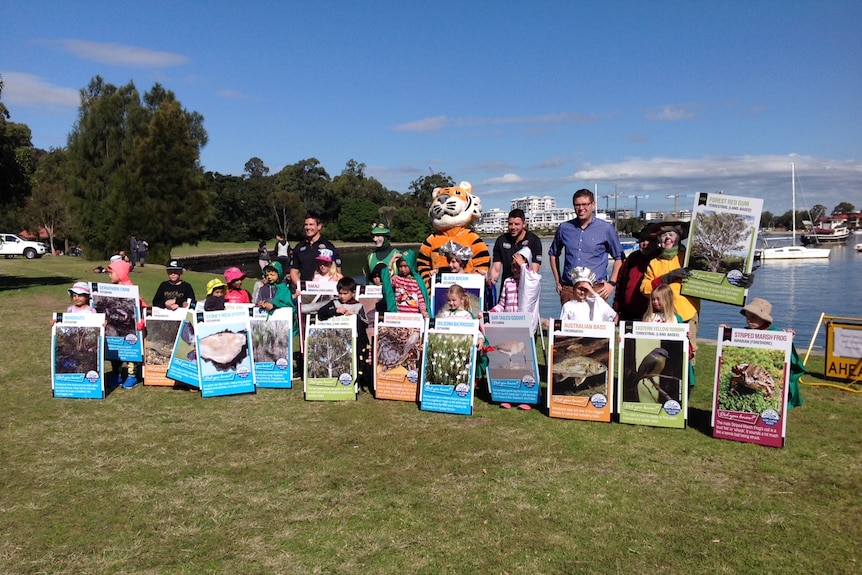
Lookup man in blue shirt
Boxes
[548,189,623,305]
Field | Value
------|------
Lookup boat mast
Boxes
[791,163,796,247]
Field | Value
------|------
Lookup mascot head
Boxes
[428,181,482,232]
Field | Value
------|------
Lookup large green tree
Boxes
[407,173,455,209]
[66,77,209,260]
[26,148,73,254]
[0,75,36,229]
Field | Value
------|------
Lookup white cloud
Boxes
[217,89,249,100]
[0,72,79,107]
[484,173,525,185]
[392,116,450,132]
[51,39,190,68]
[645,104,700,121]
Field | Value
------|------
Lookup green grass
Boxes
[1,256,860,574]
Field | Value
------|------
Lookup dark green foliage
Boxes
[337,199,380,241]
[407,173,455,209]
[0,76,36,229]
[390,206,430,243]
[65,76,209,261]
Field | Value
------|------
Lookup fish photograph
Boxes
[549,336,610,398]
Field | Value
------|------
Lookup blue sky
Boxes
[2,1,860,216]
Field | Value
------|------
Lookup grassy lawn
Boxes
[1,256,860,574]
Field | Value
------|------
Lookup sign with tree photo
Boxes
[681,192,763,305]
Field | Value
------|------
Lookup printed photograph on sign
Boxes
[621,338,685,405]
[143,312,185,386]
[550,336,610,398]
[716,346,786,415]
[54,326,101,376]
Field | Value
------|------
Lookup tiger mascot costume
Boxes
[416,182,490,288]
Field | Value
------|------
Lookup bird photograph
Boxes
[622,340,684,404]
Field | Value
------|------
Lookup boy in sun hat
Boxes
[737,297,804,408]
[560,266,618,323]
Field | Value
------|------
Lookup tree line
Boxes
[1,74,857,261]
[0,75,453,262]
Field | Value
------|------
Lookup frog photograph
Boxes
[716,345,785,414]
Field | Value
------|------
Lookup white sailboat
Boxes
[756,163,831,260]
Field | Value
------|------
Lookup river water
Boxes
[218,236,862,350]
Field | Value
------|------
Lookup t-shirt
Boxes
[290,238,341,282]
[492,231,543,283]
[559,296,616,323]
[152,280,197,309]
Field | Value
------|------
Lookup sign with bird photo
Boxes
[618,322,690,428]
[91,282,143,362]
[484,313,540,406]
[303,314,357,401]
[547,320,615,422]
[681,192,763,306]
[194,309,256,398]
[419,317,480,416]
[249,307,294,389]
[51,312,106,399]
[373,312,426,402]
[711,327,791,448]
[143,307,188,386]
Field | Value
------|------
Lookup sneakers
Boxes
[500,403,512,409]
[517,404,532,411]
[121,375,140,389]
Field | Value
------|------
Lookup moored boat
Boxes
[801,223,850,245]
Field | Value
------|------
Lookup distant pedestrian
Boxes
[257,240,271,271]
[129,234,138,271]
[137,239,148,267]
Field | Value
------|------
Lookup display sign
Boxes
[91,282,143,362]
[547,320,615,421]
[249,307,294,388]
[144,307,187,386]
[681,192,763,305]
[618,322,690,428]
[195,309,256,398]
[484,313,540,406]
[419,317,480,416]
[51,312,106,399]
[373,312,426,402]
[711,327,792,448]
[303,314,357,401]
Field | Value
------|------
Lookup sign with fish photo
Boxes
[143,307,188,386]
[618,322,690,428]
[194,309,256,398]
[681,192,763,306]
[249,307,294,389]
[711,327,791,448]
[91,282,143,362]
[51,312,106,399]
[373,312,426,402]
[166,311,201,388]
[303,314,358,401]
[547,320,615,422]
[419,317,480,416]
[484,313,540,406]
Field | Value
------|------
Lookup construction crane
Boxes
[629,195,649,219]
[665,194,693,218]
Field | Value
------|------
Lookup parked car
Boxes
[0,233,49,259]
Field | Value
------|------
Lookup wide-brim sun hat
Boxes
[740,298,773,324]
[68,281,91,296]
[224,267,246,284]
[206,278,228,296]
[649,217,690,240]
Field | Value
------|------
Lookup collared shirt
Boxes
[548,218,622,285]
[290,238,342,281]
